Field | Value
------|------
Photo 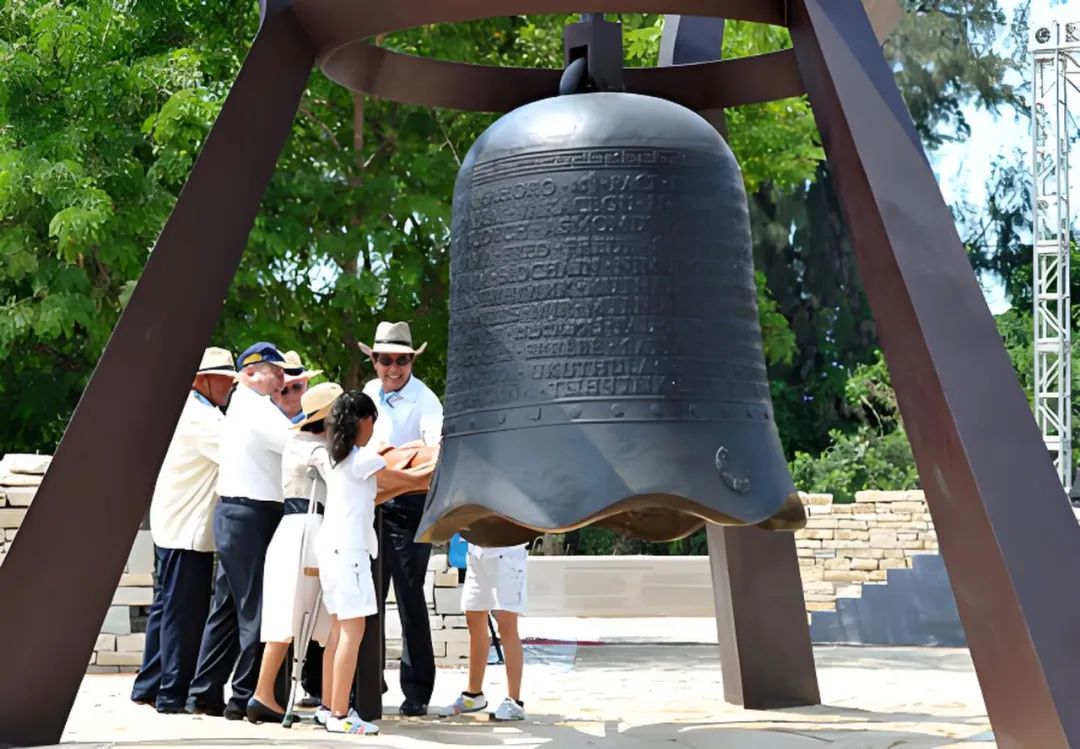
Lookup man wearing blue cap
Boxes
[187,342,292,719]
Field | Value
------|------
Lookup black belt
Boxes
[220,496,280,509]
[283,497,324,515]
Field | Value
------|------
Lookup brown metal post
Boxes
[660,14,820,710]
[790,1,1080,744]
[707,524,821,707]
[354,510,385,720]
[0,11,314,747]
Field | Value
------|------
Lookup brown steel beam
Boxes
[0,10,315,747]
[790,0,1080,745]
[321,44,804,113]
[293,0,786,54]
[658,14,820,709]
[707,524,821,707]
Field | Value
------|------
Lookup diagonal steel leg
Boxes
[661,14,820,710]
[0,11,314,747]
[791,1,1080,744]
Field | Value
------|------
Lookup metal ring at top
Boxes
[291,0,787,53]
[320,42,804,112]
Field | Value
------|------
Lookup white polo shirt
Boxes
[150,391,225,552]
[319,445,386,558]
[216,384,292,502]
[362,375,443,447]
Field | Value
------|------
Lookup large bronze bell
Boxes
[417,90,806,546]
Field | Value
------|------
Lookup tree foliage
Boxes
[1,4,816,453]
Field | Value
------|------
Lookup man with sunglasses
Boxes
[360,321,443,717]
[273,350,323,423]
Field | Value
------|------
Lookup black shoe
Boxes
[186,699,225,717]
[400,701,427,717]
[223,702,246,721]
[382,679,388,695]
[156,702,187,715]
[245,698,285,724]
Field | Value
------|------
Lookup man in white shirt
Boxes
[359,321,442,716]
[187,342,292,720]
[131,347,236,714]
[274,350,322,424]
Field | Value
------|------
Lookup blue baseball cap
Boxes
[236,342,287,370]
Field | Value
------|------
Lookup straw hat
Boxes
[281,350,324,382]
[291,382,344,429]
[358,321,427,358]
[196,347,236,377]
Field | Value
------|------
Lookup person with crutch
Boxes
[247,382,341,723]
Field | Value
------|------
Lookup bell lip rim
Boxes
[416,490,807,545]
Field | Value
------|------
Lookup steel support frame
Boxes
[2,2,1080,747]
[1031,18,1080,490]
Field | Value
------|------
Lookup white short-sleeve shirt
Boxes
[216,384,293,502]
[319,445,387,558]
[150,391,225,552]
[281,432,331,505]
[362,375,443,448]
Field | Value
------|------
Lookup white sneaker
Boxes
[314,705,331,726]
[493,698,525,721]
[325,708,379,735]
[437,692,488,717]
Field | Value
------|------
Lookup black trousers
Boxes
[378,493,435,706]
[131,547,214,710]
[188,498,281,710]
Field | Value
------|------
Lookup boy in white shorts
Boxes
[438,543,528,720]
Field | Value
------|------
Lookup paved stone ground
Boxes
[55,644,993,748]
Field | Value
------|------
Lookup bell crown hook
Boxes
[561,12,625,94]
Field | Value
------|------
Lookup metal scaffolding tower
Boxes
[1030,15,1080,490]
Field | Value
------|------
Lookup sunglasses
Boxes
[280,383,306,395]
[376,355,413,367]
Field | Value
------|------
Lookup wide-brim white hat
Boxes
[197,347,236,377]
[281,349,324,383]
[291,382,344,429]
[359,321,428,358]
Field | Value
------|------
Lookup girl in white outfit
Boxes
[317,390,389,735]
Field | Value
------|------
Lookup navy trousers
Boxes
[185,557,240,711]
[187,498,281,711]
[130,547,213,710]
[379,493,435,706]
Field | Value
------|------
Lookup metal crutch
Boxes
[283,469,323,728]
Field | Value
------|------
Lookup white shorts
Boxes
[318,546,378,621]
[461,547,528,614]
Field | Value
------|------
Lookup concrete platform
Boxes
[50,644,993,748]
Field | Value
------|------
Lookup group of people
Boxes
[129,321,529,735]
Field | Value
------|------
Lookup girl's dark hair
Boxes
[301,419,325,435]
[327,390,378,466]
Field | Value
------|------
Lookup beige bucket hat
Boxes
[291,382,344,429]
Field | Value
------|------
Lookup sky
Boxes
[931,0,1072,314]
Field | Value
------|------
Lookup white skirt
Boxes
[261,513,331,645]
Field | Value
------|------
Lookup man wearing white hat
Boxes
[360,321,442,716]
[274,350,323,424]
[187,342,293,719]
[131,347,237,714]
